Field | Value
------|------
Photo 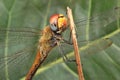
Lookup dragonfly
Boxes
[0,7,119,80]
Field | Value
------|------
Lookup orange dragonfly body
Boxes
[26,14,68,80]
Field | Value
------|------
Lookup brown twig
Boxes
[67,7,85,80]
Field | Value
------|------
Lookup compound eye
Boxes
[50,24,58,31]
[49,14,59,26]
[57,14,68,30]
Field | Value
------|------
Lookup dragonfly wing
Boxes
[58,38,112,60]
[74,7,120,41]
[80,38,113,57]
[0,27,41,79]
[0,45,38,79]
[0,27,41,48]
[75,7,120,27]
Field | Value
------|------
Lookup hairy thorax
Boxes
[38,26,56,54]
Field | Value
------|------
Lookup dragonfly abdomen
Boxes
[25,26,58,80]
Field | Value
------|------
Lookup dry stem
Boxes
[67,7,85,80]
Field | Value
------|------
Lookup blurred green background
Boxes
[0,0,120,80]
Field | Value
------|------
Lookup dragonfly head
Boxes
[49,14,68,34]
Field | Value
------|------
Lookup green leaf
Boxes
[0,0,120,80]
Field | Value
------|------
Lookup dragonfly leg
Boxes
[60,32,73,45]
[67,26,78,44]
[57,42,75,62]
[62,39,73,45]
[61,28,78,45]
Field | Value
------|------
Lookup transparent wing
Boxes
[0,26,40,79]
[0,27,41,48]
[75,7,120,41]
[75,7,120,27]
[57,38,112,60]
[81,38,113,56]
[61,7,119,60]
[0,46,38,79]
